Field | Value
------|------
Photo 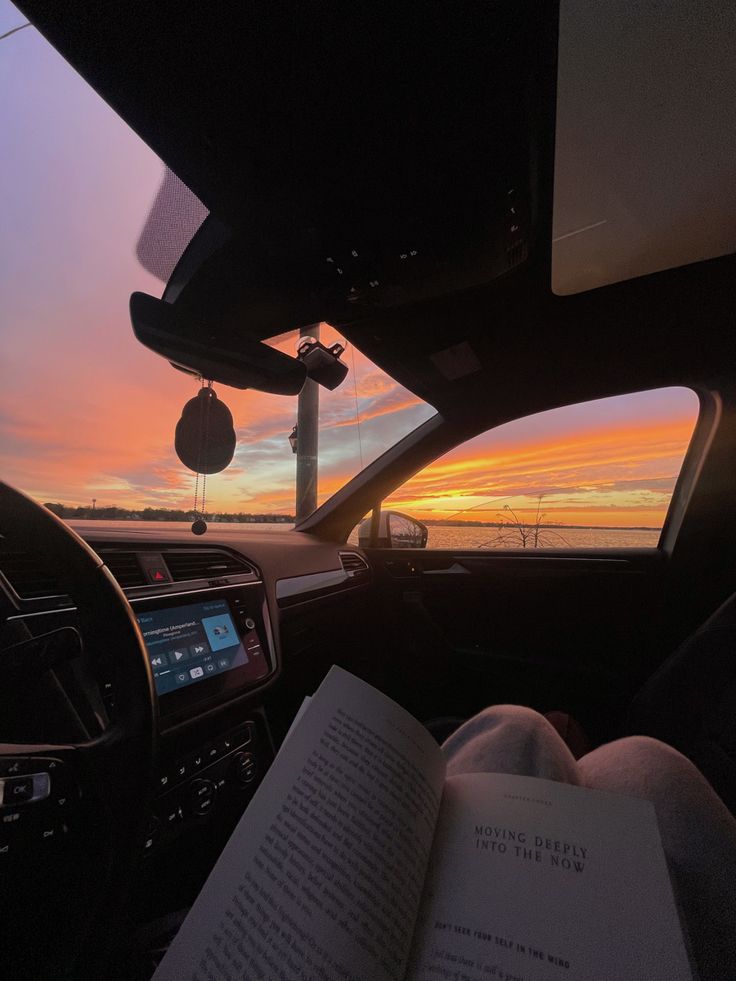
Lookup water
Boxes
[418,525,659,549]
[71,520,660,550]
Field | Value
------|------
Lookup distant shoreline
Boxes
[421,519,660,531]
[49,502,659,533]
[64,513,659,533]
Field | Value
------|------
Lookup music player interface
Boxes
[136,598,248,696]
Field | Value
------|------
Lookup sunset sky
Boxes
[0,4,700,529]
[386,388,699,528]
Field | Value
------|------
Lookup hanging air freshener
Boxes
[174,382,236,535]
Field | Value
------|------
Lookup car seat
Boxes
[627,592,736,815]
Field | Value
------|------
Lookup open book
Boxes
[153,666,692,981]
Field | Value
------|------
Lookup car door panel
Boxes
[365,547,668,744]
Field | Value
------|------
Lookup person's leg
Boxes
[442,704,581,784]
[578,736,736,981]
[443,708,736,979]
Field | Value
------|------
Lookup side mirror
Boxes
[388,512,428,549]
[358,511,428,549]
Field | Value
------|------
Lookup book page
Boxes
[407,772,691,981]
[153,666,446,981]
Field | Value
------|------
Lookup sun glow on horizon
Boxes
[385,388,699,530]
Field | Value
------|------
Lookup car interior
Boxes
[2,2,736,978]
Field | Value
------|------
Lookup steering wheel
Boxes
[0,483,158,980]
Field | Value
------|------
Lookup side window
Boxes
[374,387,700,550]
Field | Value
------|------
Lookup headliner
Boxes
[17,1,736,428]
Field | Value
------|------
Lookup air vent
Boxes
[98,551,146,589]
[163,549,254,583]
[0,549,63,600]
[339,551,371,580]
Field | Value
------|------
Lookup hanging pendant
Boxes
[176,380,225,537]
[175,386,236,474]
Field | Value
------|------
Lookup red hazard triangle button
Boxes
[149,568,169,583]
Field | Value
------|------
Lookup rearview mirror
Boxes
[130,292,307,395]
[358,511,428,549]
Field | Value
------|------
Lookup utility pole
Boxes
[295,324,320,521]
[91,498,96,513]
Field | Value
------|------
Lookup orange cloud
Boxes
[386,410,698,529]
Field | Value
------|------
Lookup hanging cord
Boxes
[0,22,31,42]
[192,380,212,520]
[350,346,364,470]
[193,470,208,518]
[193,381,203,517]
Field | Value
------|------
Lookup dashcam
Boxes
[297,338,349,391]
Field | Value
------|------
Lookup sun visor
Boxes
[119,0,552,379]
[129,291,306,395]
[143,150,536,350]
[28,0,552,344]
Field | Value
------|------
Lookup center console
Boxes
[142,713,270,859]
[130,583,277,863]
[132,583,274,717]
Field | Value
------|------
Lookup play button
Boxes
[172,649,188,663]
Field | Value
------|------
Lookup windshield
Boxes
[0,3,434,525]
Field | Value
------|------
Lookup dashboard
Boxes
[0,527,371,905]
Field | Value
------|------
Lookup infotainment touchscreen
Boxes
[136,598,251,697]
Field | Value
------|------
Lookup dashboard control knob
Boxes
[188,778,217,816]
[231,751,257,787]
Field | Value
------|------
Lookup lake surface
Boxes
[71,520,660,550]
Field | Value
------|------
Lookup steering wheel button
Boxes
[0,772,51,807]
[41,822,69,844]
[2,777,34,804]
[0,759,28,777]
[0,810,31,834]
